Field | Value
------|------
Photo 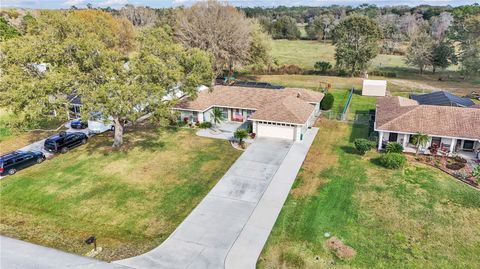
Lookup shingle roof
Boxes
[174,86,324,124]
[411,91,475,107]
[470,104,480,109]
[376,96,480,140]
[249,95,315,124]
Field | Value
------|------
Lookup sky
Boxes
[1,0,478,9]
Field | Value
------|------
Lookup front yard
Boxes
[0,127,241,261]
[258,120,480,268]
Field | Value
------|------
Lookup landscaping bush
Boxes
[199,122,212,128]
[314,61,332,73]
[472,166,480,180]
[354,138,376,155]
[452,156,467,163]
[446,162,465,170]
[379,153,406,169]
[385,142,404,153]
[320,92,335,110]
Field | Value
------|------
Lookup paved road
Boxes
[0,236,130,269]
[115,129,318,269]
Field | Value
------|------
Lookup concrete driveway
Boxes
[115,128,318,269]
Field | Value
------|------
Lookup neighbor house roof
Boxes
[411,91,475,107]
[376,96,480,140]
[174,86,324,124]
[470,104,480,109]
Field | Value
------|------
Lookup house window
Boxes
[463,140,475,150]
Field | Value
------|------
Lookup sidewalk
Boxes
[0,236,130,269]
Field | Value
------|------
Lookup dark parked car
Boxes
[70,118,88,129]
[44,132,88,153]
[0,151,45,176]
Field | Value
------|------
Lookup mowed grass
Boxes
[271,40,407,70]
[268,40,479,94]
[258,120,480,268]
[0,127,242,261]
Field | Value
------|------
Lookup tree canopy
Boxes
[174,0,251,76]
[0,10,214,147]
[332,15,382,76]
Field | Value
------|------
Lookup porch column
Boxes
[378,131,384,150]
[449,138,456,154]
[402,134,408,150]
[227,109,232,121]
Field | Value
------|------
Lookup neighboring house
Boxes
[375,96,480,156]
[362,79,387,97]
[174,86,324,141]
[411,91,475,107]
[470,104,480,109]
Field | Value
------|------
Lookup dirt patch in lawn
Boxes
[325,237,357,260]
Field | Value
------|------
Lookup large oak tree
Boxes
[0,10,213,147]
[174,0,251,76]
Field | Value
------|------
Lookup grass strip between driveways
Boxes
[258,120,480,269]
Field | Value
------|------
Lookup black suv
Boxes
[44,132,88,153]
[0,151,45,176]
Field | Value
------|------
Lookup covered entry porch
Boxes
[378,131,479,159]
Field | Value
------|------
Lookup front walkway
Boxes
[0,236,130,269]
[115,128,318,269]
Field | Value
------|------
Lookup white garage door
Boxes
[257,123,294,140]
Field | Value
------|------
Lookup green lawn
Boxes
[258,120,480,268]
[267,40,479,95]
[0,127,241,261]
[271,39,407,70]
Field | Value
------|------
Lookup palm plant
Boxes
[411,132,429,155]
[211,107,224,127]
[234,129,249,149]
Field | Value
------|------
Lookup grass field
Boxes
[258,120,480,268]
[268,40,479,94]
[0,127,241,261]
[271,40,407,70]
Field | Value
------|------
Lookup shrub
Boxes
[314,61,332,73]
[320,92,335,110]
[452,155,467,163]
[472,166,480,180]
[446,162,465,170]
[379,153,406,169]
[199,122,212,128]
[354,138,376,155]
[234,129,249,143]
[385,142,404,153]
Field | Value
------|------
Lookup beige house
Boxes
[173,86,324,141]
[362,79,387,97]
[375,96,480,158]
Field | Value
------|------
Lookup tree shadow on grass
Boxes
[370,156,384,168]
[340,145,358,155]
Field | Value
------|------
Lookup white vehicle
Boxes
[88,112,115,134]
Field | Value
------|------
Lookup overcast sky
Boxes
[2,0,478,9]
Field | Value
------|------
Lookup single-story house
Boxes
[470,104,480,109]
[411,90,475,107]
[362,79,387,97]
[375,96,480,157]
[173,86,324,141]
